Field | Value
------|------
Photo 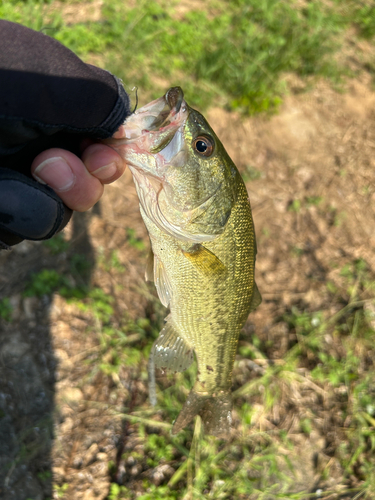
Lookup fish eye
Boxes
[193,135,215,157]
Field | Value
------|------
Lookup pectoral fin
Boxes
[145,248,154,282]
[148,318,194,405]
[182,244,226,276]
[154,256,172,307]
[249,282,262,312]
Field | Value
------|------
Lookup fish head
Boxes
[108,87,239,242]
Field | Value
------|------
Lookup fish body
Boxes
[107,87,261,437]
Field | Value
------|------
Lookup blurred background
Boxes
[0,1,375,499]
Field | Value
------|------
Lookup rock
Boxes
[23,296,39,319]
[72,455,83,469]
[60,387,84,405]
[53,466,66,483]
[82,488,95,500]
[9,294,21,320]
[60,417,74,434]
[83,443,99,466]
[151,464,175,485]
[130,464,142,476]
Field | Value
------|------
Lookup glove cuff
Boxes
[0,168,72,247]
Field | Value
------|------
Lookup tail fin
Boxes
[172,388,232,438]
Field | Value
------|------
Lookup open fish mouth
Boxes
[123,86,188,144]
[111,86,190,181]
[165,86,184,113]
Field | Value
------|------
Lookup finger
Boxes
[81,143,126,185]
[31,148,104,212]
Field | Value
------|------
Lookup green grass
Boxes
[63,256,375,499]
[0,297,12,321]
[2,0,375,498]
[1,0,375,113]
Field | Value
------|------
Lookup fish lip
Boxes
[118,87,189,177]
[165,87,184,113]
[123,87,188,141]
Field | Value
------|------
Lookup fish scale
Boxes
[106,87,261,437]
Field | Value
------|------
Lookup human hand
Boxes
[31,128,126,212]
[0,20,132,248]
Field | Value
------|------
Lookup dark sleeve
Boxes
[0,20,132,248]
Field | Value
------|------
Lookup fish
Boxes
[106,87,261,437]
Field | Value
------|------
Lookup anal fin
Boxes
[148,318,194,406]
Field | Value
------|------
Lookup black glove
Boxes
[0,20,131,248]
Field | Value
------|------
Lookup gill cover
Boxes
[120,87,236,243]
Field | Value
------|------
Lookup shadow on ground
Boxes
[0,210,96,500]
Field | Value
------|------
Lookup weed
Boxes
[2,1,375,498]
[98,250,125,273]
[68,253,92,280]
[242,165,262,182]
[126,228,146,251]
[108,483,130,500]
[53,483,69,499]
[288,199,301,212]
[23,269,68,297]
[0,298,12,322]
[42,233,69,255]
[306,195,323,206]
[145,434,174,467]
[37,470,52,482]
[1,0,369,114]
[349,1,375,39]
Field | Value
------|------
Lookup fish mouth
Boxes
[116,86,189,181]
[123,86,188,141]
[165,87,184,113]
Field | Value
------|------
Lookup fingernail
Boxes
[33,157,75,192]
[91,162,117,180]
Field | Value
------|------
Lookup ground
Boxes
[1,72,375,499]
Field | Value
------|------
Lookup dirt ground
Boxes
[1,73,375,499]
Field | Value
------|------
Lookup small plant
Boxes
[288,199,301,212]
[108,483,130,500]
[37,470,52,482]
[242,165,262,182]
[24,269,68,297]
[42,233,69,255]
[306,195,323,206]
[0,298,12,321]
[145,433,174,467]
[126,228,146,251]
[53,483,69,499]
[98,250,125,272]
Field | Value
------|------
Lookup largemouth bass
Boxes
[107,87,261,437]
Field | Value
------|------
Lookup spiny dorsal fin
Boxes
[182,244,226,276]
